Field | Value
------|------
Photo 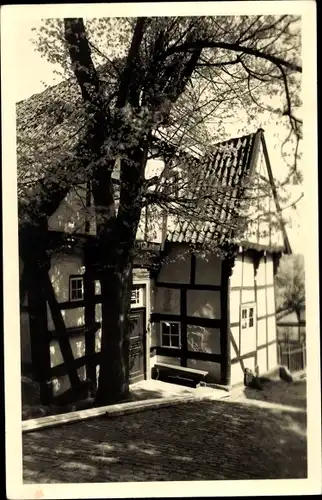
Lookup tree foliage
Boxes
[275,254,305,317]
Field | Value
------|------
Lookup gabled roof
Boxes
[166,129,292,254]
[167,132,256,246]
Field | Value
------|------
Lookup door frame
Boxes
[132,277,151,380]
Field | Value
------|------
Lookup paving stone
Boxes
[23,379,307,482]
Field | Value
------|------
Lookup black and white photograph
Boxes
[2,2,320,498]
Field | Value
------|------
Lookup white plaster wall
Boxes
[157,246,190,284]
[243,355,256,373]
[20,312,32,364]
[95,303,102,323]
[230,325,240,356]
[145,157,165,179]
[266,255,274,285]
[230,362,244,386]
[71,335,86,359]
[242,256,255,286]
[155,288,180,315]
[256,257,266,287]
[258,219,270,248]
[50,341,63,367]
[268,343,278,370]
[266,286,275,315]
[241,288,255,304]
[195,254,222,286]
[230,255,243,288]
[51,374,70,396]
[257,318,267,347]
[49,254,85,303]
[156,356,181,366]
[187,359,221,383]
[257,288,267,318]
[240,328,256,357]
[187,290,221,319]
[256,347,267,374]
[94,280,101,295]
[47,305,85,330]
[267,315,277,343]
[187,325,221,354]
[95,329,102,353]
[48,184,93,235]
[230,290,241,324]
[50,334,86,370]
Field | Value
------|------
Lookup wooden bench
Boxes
[153,363,209,388]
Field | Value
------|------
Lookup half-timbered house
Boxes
[18,82,291,405]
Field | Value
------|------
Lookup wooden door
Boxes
[129,309,146,383]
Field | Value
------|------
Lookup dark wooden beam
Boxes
[180,288,187,367]
[156,282,221,291]
[231,283,274,291]
[264,252,269,371]
[27,264,52,405]
[50,351,101,378]
[220,256,235,386]
[151,313,222,329]
[84,246,97,385]
[154,346,222,364]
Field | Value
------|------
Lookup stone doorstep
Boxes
[22,391,227,434]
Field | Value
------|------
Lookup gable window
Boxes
[160,321,181,348]
[240,303,255,330]
[69,276,84,302]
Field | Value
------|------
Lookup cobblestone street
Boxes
[23,379,307,482]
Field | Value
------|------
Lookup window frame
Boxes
[240,302,256,331]
[69,275,84,302]
[160,320,181,349]
[131,285,144,308]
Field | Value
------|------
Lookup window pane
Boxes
[170,323,179,335]
[249,308,254,318]
[242,309,247,319]
[162,322,170,334]
[162,334,170,346]
[249,318,254,327]
[171,335,180,347]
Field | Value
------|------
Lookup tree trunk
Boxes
[94,144,147,406]
[94,259,133,405]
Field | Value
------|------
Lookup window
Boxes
[240,303,255,330]
[131,285,143,307]
[69,276,84,302]
[160,321,181,348]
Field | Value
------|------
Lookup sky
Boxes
[13,19,305,254]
